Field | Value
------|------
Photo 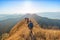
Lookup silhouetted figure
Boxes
[25,18,29,24]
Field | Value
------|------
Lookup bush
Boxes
[1,33,9,40]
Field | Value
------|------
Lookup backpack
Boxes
[28,22,33,30]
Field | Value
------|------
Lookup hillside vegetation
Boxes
[1,18,60,40]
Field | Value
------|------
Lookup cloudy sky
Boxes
[0,0,60,14]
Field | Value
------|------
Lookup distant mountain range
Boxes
[0,14,60,35]
[32,14,60,29]
[37,12,60,19]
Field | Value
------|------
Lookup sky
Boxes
[0,0,60,14]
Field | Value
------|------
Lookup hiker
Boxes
[25,18,29,24]
[27,18,29,24]
[28,20,33,33]
[28,20,36,40]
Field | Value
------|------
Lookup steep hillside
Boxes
[2,18,60,40]
[2,18,40,40]
[32,14,60,29]
[0,14,23,35]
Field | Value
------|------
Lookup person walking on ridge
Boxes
[28,20,33,33]
[25,18,29,24]
[28,20,36,40]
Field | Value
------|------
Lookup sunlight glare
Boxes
[20,1,35,14]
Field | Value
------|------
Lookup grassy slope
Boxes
[3,18,60,40]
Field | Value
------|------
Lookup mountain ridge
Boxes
[0,14,60,35]
[3,17,60,40]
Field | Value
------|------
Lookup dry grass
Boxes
[1,18,60,40]
[33,27,60,40]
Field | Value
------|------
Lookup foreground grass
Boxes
[1,27,60,40]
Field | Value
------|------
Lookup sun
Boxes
[19,1,37,14]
